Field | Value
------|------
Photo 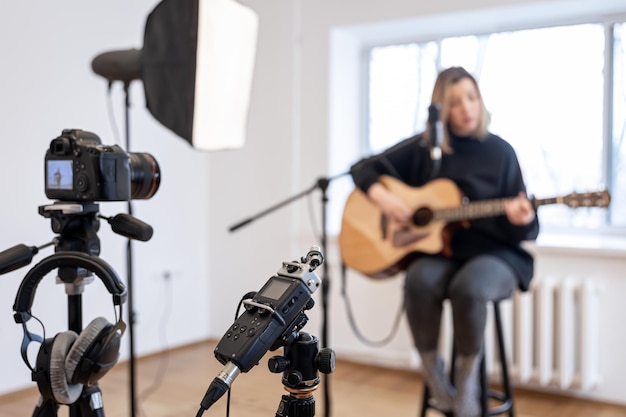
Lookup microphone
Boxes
[428,104,443,161]
[91,49,142,83]
[303,245,323,270]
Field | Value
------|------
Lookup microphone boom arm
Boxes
[228,173,348,233]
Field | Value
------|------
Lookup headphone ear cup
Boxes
[65,317,119,386]
[48,331,83,405]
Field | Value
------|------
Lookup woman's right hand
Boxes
[367,182,413,225]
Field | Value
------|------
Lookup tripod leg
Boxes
[32,396,59,417]
[275,394,316,417]
[76,385,106,417]
[275,394,291,417]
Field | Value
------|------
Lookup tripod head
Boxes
[0,201,153,278]
[269,332,335,391]
[268,332,335,417]
[40,202,101,256]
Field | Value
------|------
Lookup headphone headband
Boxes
[13,252,127,324]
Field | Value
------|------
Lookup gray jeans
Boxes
[404,254,517,356]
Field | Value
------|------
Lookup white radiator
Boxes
[489,277,601,390]
[438,276,601,391]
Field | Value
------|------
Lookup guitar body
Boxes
[340,175,609,279]
[339,176,463,279]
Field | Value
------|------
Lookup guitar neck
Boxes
[433,196,554,222]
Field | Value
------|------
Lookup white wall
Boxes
[0,0,302,399]
[1,0,626,408]
[0,1,213,394]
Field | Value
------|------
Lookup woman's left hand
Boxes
[504,192,535,226]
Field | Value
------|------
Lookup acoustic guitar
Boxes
[339,175,611,279]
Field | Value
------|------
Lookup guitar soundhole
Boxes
[413,207,433,227]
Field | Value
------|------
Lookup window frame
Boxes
[361,17,626,235]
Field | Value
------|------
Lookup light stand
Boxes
[93,76,141,417]
[89,2,259,415]
[228,173,347,417]
[122,80,139,417]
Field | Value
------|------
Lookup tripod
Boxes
[34,202,110,417]
[268,332,335,417]
[229,173,347,417]
[0,201,152,417]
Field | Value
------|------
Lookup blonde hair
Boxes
[423,67,490,153]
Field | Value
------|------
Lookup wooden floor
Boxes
[2,339,626,417]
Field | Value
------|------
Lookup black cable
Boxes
[195,291,256,417]
[340,263,405,347]
[225,291,256,417]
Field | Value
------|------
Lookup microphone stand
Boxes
[228,172,347,417]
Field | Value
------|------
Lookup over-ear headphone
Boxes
[13,251,127,405]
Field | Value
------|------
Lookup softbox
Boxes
[92,0,259,151]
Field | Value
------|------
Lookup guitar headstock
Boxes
[562,190,611,208]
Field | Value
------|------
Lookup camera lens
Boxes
[129,153,161,200]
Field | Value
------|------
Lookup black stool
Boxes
[419,300,514,417]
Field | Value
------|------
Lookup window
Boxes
[367,22,624,231]
[612,22,626,226]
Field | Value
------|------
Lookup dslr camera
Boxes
[45,129,160,202]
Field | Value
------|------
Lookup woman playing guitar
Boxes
[349,66,539,417]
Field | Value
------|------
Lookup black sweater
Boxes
[350,132,540,291]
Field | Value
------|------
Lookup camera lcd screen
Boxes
[259,279,291,301]
[47,160,73,190]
